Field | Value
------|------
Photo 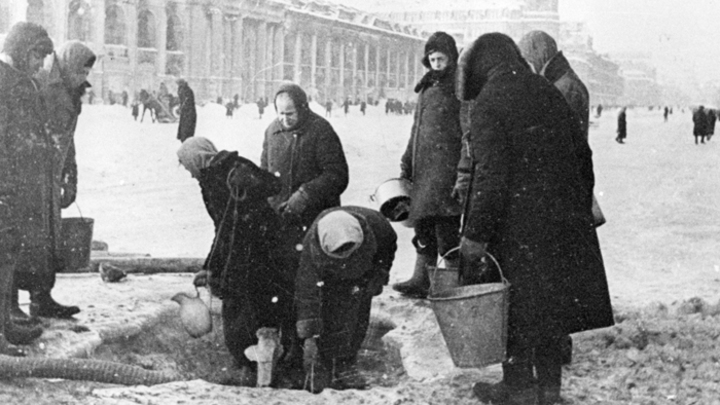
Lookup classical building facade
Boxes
[366,0,560,46]
[1,0,426,103]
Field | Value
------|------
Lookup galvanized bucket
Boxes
[429,253,509,368]
[60,217,94,271]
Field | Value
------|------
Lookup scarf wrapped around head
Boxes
[317,211,364,259]
[177,137,219,179]
[517,30,558,75]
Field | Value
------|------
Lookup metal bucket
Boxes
[60,217,94,271]
[373,178,414,227]
[429,253,509,368]
[429,247,460,296]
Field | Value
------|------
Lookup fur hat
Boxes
[421,32,459,69]
[2,22,53,67]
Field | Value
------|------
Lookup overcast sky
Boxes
[336,0,716,90]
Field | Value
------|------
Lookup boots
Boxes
[9,283,39,325]
[0,262,43,353]
[29,289,80,319]
[392,252,435,299]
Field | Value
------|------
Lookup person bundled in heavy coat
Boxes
[178,137,295,382]
[457,33,614,405]
[10,40,97,323]
[176,78,196,143]
[518,30,605,228]
[261,82,349,267]
[0,22,55,354]
[393,31,464,299]
[295,206,396,392]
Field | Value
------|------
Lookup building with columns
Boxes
[1,0,427,103]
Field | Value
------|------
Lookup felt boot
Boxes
[29,289,80,319]
[392,252,434,299]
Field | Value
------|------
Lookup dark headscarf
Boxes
[517,30,558,75]
[2,22,53,72]
[456,32,530,101]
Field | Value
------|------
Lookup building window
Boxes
[68,0,92,41]
[105,5,126,45]
[166,9,183,51]
[137,9,156,48]
[26,0,44,26]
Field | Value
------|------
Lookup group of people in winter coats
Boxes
[692,105,716,144]
[392,30,613,405]
[177,81,394,392]
[1,22,97,355]
[175,29,613,404]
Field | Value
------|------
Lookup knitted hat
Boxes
[274,81,309,111]
[421,32,459,69]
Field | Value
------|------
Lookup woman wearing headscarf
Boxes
[295,206,396,392]
[0,21,55,353]
[393,32,465,299]
[176,78,196,143]
[178,137,294,384]
[457,33,614,405]
[10,40,97,323]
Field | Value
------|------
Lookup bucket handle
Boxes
[69,202,86,221]
[433,246,509,286]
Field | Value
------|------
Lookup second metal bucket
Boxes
[373,178,414,228]
[60,217,94,271]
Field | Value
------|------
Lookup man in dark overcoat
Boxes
[0,22,55,354]
[457,33,614,405]
[176,78,196,143]
[617,107,627,143]
[261,82,349,270]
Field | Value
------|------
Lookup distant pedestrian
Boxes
[616,107,627,144]
[360,100,366,115]
[324,100,332,118]
[176,78,197,142]
[233,93,240,109]
[693,106,707,144]
[596,104,603,118]
[257,98,266,119]
[225,102,234,118]
[131,101,139,121]
[121,90,128,107]
[343,98,350,116]
[706,108,716,141]
[663,106,669,122]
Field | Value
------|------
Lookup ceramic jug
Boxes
[171,289,212,338]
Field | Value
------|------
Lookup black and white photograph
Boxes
[1,0,719,404]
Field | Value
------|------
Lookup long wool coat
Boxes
[461,34,614,350]
[0,60,57,290]
[401,71,463,222]
[177,83,197,142]
[261,110,349,230]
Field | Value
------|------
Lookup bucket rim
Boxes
[428,283,507,301]
[61,217,94,223]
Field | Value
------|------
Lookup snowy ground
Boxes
[3,101,717,404]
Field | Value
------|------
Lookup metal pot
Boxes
[373,178,414,228]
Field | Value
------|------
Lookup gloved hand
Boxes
[279,188,310,216]
[193,270,210,288]
[450,172,471,206]
[367,268,389,296]
[460,236,488,264]
[60,179,77,209]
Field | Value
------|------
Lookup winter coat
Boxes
[459,33,614,350]
[706,109,716,135]
[294,206,396,358]
[401,69,463,221]
[617,110,627,138]
[198,151,292,300]
[261,110,349,230]
[177,83,196,142]
[0,59,56,290]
